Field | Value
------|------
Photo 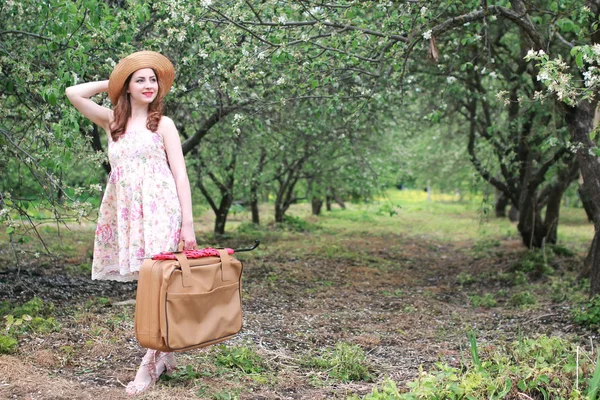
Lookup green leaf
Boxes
[6,227,14,235]
[576,53,583,69]
[589,351,600,399]
[571,46,580,57]
[48,91,57,106]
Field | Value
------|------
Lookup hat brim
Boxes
[108,51,175,106]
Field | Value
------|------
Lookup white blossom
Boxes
[537,71,550,81]
[422,30,432,40]
[496,90,509,101]
[446,76,456,84]
[201,0,212,6]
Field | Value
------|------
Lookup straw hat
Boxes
[108,51,175,106]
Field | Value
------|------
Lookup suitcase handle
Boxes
[174,250,235,288]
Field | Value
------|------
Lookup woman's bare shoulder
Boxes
[158,115,175,128]
[158,116,177,137]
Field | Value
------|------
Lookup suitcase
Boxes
[134,248,243,352]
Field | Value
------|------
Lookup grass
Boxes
[0,188,597,399]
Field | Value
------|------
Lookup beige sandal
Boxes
[125,350,160,396]
[156,351,177,377]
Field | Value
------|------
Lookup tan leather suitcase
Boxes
[134,249,243,352]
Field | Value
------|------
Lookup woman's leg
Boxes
[155,351,177,376]
[125,349,159,396]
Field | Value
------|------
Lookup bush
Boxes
[303,342,372,382]
[0,334,18,354]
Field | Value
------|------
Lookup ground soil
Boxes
[0,231,589,399]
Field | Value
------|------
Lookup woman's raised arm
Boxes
[65,80,112,132]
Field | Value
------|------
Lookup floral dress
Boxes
[92,129,182,282]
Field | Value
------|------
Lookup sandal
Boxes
[126,350,160,396]
[156,351,177,377]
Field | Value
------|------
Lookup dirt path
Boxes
[0,232,582,399]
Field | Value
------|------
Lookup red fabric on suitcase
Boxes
[152,248,234,260]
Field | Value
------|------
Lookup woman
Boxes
[66,51,196,395]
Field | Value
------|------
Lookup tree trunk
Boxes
[328,187,346,209]
[275,203,284,223]
[579,185,597,223]
[543,189,562,245]
[564,101,600,294]
[508,206,519,222]
[250,198,260,224]
[214,212,227,236]
[250,186,260,224]
[426,180,432,202]
[311,197,323,215]
[249,148,266,225]
[326,195,332,211]
[214,195,233,236]
[495,192,509,218]
[517,196,546,248]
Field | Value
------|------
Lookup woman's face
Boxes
[127,68,158,105]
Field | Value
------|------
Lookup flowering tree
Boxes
[2,0,395,242]
[0,0,138,251]
[203,0,600,293]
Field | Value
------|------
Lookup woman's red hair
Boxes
[109,70,163,141]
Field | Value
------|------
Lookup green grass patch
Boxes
[511,249,554,278]
[508,291,537,308]
[214,344,266,375]
[0,297,60,354]
[353,334,598,399]
[302,342,372,383]
[572,294,600,329]
[469,293,497,308]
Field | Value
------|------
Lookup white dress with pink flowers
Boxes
[91,129,182,282]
